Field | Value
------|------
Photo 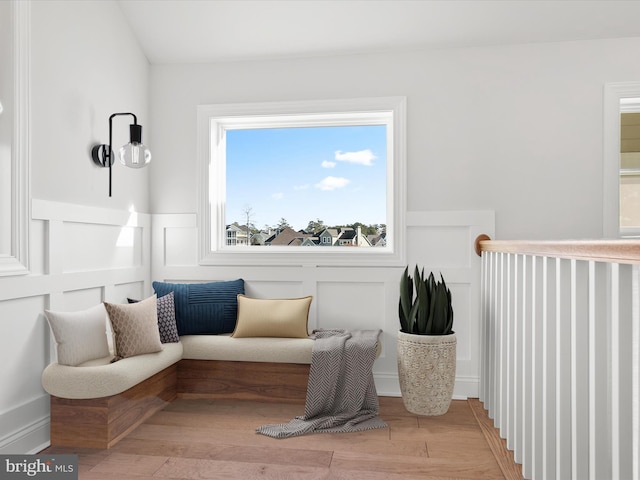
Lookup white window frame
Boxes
[604,83,640,238]
[197,97,406,266]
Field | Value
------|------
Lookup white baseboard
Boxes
[374,372,401,397]
[0,394,50,454]
[453,376,479,399]
[375,372,479,400]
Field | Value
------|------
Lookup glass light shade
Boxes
[119,142,151,168]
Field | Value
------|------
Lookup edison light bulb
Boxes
[119,124,151,168]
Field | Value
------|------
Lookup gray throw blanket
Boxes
[256,329,387,439]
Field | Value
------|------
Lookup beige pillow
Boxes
[104,295,162,361]
[232,295,312,338]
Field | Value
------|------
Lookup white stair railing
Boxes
[475,237,640,480]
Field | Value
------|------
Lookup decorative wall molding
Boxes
[0,0,30,277]
[152,209,495,398]
[0,199,151,454]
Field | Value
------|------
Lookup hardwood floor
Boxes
[42,397,523,480]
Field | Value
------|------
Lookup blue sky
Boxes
[226,125,387,231]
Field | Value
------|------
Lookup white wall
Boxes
[0,1,151,453]
[150,37,640,240]
[147,36,640,404]
[31,0,150,210]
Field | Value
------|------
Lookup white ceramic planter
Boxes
[397,330,457,416]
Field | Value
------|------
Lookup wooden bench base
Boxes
[177,359,310,404]
[48,359,311,449]
[49,364,177,449]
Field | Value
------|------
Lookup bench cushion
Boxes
[42,342,183,399]
[180,334,314,364]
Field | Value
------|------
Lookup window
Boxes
[604,83,640,238]
[198,97,406,266]
[620,99,640,236]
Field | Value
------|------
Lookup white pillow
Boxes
[44,303,111,366]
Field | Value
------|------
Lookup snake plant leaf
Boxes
[432,282,449,334]
[443,274,454,334]
[416,274,429,333]
[398,301,407,333]
[399,266,414,333]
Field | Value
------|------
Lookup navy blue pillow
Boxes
[152,279,245,335]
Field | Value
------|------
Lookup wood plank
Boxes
[177,359,310,403]
[50,418,108,449]
[468,398,523,480]
[329,450,505,480]
[88,452,169,476]
[112,438,334,468]
[49,364,178,449]
[151,456,327,480]
[49,402,107,424]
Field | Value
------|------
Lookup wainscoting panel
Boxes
[244,280,306,299]
[164,224,199,266]
[316,281,386,331]
[61,286,104,306]
[407,225,472,268]
[0,199,151,454]
[407,210,495,399]
[152,210,494,399]
[62,222,143,272]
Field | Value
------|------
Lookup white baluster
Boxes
[556,258,572,480]
[572,260,589,480]
[633,264,640,480]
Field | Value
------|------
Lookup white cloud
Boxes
[272,192,284,199]
[293,184,309,190]
[321,160,336,168]
[334,149,376,166]
[315,176,350,191]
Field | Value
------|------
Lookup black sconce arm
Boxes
[92,112,148,197]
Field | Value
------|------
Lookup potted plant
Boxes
[397,266,456,415]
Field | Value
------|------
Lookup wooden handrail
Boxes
[474,234,640,265]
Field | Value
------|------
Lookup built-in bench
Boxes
[41,335,316,449]
[178,334,314,404]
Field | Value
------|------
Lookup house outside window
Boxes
[197,97,406,266]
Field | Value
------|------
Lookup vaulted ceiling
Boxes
[118,0,640,64]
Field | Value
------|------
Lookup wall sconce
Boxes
[91,112,151,197]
